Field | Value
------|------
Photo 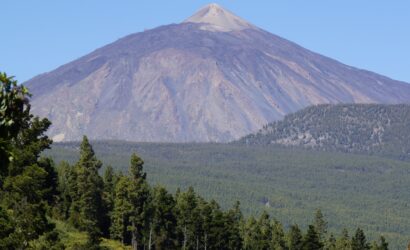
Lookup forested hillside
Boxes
[47,141,410,249]
[238,104,410,160]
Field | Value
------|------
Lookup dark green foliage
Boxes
[303,225,323,250]
[128,154,151,250]
[109,152,151,249]
[0,206,15,248]
[335,229,351,250]
[238,104,410,161]
[67,136,105,247]
[287,224,303,250]
[371,236,388,250]
[175,186,198,249]
[110,176,134,244]
[57,144,383,250]
[271,220,287,250]
[313,209,327,242]
[257,211,272,249]
[55,161,72,220]
[149,186,177,249]
[102,165,116,237]
[224,201,243,250]
[0,72,61,247]
[351,228,370,250]
[130,153,146,180]
[46,141,410,249]
[0,72,31,175]
[324,234,336,250]
[29,229,65,250]
[242,216,259,250]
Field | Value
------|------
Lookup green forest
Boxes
[0,73,406,249]
[47,141,410,249]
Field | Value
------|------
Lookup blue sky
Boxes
[1,1,409,83]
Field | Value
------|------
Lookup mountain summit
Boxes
[184,3,255,32]
[25,4,410,142]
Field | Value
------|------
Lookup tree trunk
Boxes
[196,236,199,250]
[148,224,153,250]
[183,225,187,250]
[132,221,138,250]
[204,233,207,250]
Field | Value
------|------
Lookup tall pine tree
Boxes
[302,225,323,250]
[287,224,303,250]
[70,136,105,248]
[351,228,370,250]
[313,209,327,243]
[129,153,151,250]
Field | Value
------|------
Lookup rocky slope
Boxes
[25,4,410,142]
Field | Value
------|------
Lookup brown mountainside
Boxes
[25,4,410,142]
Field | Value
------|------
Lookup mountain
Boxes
[238,104,410,159]
[25,3,410,142]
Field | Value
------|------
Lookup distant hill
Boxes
[25,4,410,142]
[238,104,410,160]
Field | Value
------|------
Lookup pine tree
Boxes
[197,197,213,250]
[110,176,134,244]
[70,136,105,247]
[271,220,287,250]
[205,200,228,250]
[256,211,272,250]
[287,224,303,250]
[130,153,146,180]
[335,229,350,250]
[370,236,389,250]
[324,234,336,250]
[175,187,198,250]
[148,186,177,250]
[351,228,370,250]
[241,216,259,250]
[225,201,243,250]
[302,225,323,250]
[128,153,151,250]
[104,165,117,198]
[102,165,116,237]
[313,209,327,242]
[377,236,388,250]
[55,161,72,220]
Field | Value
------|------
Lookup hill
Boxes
[25,4,410,142]
[238,104,410,160]
[46,141,410,249]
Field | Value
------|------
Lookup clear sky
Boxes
[1,1,409,83]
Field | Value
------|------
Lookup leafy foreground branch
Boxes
[0,73,395,249]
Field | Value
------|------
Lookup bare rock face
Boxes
[25,3,410,142]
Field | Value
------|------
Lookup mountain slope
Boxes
[25,4,410,142]
[238,104,410,159]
